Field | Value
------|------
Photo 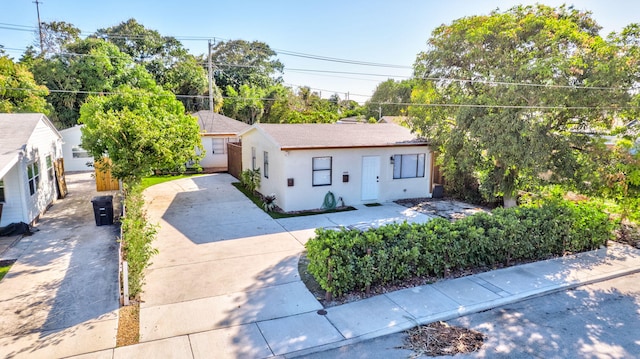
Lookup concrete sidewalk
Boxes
[74,241,640,359]
[66,173,640,359]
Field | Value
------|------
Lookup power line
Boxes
[1,86,635,110]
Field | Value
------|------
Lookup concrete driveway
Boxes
[0,172,120,359]
[138,173,431,357]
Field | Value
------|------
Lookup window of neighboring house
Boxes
[212,138,226,154]
[263,151,269,178]
[251,147,256,170]
[46,155,54,180]
[312,156,332,186]
[393,154,426,179]
[27,160,40,196]
[0,179,5,202]
[72,146,91,158]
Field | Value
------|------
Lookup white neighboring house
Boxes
[0,113,63,226]
[59,125,94,172]
[192,111,250,170]
[239,123,433,212]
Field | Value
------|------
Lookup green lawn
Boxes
[140,174,203,191]
[0,260,15,281]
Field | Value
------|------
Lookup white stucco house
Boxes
[192,111,250,170]
[59,125,94,172]
[239,123,433,212]
[0,113,63,226]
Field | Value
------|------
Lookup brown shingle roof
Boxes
[192,110,250,134]
[247,123,427,150]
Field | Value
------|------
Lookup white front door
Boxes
[361,156,380,201]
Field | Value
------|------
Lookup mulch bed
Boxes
[401,321,485,357]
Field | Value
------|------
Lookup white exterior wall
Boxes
[241,129,432,212]
[60,125,93,172]
[0,165,25,226]
[279,147,431,212]
[199,135,239,169]
[1,120,62,226]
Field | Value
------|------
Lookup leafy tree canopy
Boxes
[29,38,147,128]
[212,40,284,94]
[410,4,633,207]
[37,21,81,57]
[79,83,202,185]
[365,79,414,120]
[0,55,50,113]
[94,19,213,112]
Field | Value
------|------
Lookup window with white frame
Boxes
[263,151,269,178]
[251,147,256,170]
[72,146,91,158]
[212,138,226,154]
[393,154,426,179]
[27,160,40,196]
[0,179,5,202]
[312,156,332,186]
[46,155,54,180]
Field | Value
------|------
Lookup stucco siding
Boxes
[279,147,431,212]
[60,125,93,172]
[199,135,239,168]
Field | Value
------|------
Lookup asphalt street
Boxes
[299,271,640,359]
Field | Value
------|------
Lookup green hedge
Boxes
[305,199,613,297]
[121,186,158,298]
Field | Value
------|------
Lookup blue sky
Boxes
[1,0,639,103]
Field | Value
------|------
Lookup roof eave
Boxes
[280,142,430,151]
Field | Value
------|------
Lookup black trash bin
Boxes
[91,195,114,226]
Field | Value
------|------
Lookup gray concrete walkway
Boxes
[63,173,640,359]
[0,172,120,359]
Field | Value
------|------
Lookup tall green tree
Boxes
[79,83,202,185]
[211,40,283,94]
[0,55,50,113]
[38,21,81,57]
[223,84,265,124]
[365,79,414,119]
[94,19,213,112]
[29,38,142,128]
[410,5,630,207]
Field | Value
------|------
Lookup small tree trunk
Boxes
[503,192,517,208]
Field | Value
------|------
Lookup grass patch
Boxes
[0,260,16,281]
[140,173,202,191]
[232,182,356,219]
[364,203,382,207]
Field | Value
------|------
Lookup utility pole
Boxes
[34,0,44,54]
[378,105,382,120]
[207,39,214,112]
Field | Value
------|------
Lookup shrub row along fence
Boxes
[305,199,613,298]
[120,186,158,299]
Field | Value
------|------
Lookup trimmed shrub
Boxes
[305,199,613,297]
[121,186,158,298]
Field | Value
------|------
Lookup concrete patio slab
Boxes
[142,249,301,307]
[258,311,344,355]
[113,336,192,359]
[65,349,114,359]
[189,324,273,359]
[385,284,461,319]
[140,281,322,341]
[325,295,413,339]
[0,316,117,359]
